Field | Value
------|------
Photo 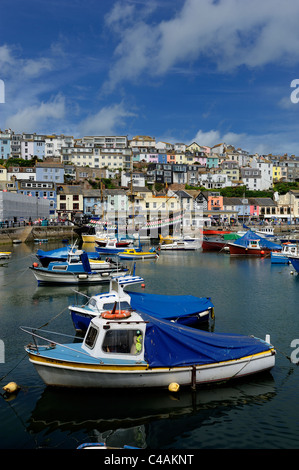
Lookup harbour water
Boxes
[0,240,299,450]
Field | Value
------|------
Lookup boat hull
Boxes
[289,256,299,273]
[159,242,199,251]
[270,252,289,264]
[118,253,157,260]
[229,244,271,256]
[30,267,128,285]
[203,229,232,236]
[28,349,275,389]
[202,239,227,251]
[81,234,96,243]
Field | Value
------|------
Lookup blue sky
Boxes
[1,0,299,155]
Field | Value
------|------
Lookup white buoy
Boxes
[265,334,271,344]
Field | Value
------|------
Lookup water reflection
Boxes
[27,375,276,449]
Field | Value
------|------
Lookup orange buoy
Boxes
[32,262,38,267]
[141,283,145,288]
[101,310,131,320]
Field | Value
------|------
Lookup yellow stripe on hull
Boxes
[28,353,149,371]
[28,348,274,372]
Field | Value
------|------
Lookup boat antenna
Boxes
[111,301,117,315]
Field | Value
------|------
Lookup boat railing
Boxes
[19,326,95,360]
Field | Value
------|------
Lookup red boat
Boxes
[202,237,229,251]
[228,239,270,256]
[203,228,232,236]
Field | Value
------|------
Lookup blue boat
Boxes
[21,310,276,388]
[271,243,298,264]
[68,274,214,332]
[288,254,299,273]
[36,246,102,267]
[30,251,128,285]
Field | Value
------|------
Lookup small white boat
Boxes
[159,239,200,251]
[96,239,136,254]
[237,226,275,238]
[21,311,275,389]
[95,234,133,248]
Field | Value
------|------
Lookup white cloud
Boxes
[22,58,53,78]
[103,0,299,89]
[78,102,136,136]
[190,127,299,156]
[191,129,247,149]
[6,94,66,133]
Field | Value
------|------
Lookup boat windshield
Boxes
[102,329,143,355]
[102,301,131,310]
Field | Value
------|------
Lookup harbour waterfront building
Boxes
[0,132,11,160]
[16,180,57,217]
[56,185,84,221]
[35,162,64,184]
[20,133,46,160]
[45,134,74,159]
[0,191,51,222]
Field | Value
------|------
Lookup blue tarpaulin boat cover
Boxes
[232,230,281,250]
[127,291,214,320]
[37,246,70,260]
[141,313,271,368]
[37,247,100,262]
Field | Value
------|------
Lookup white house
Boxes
[198,172,232,189]
[250,156,273,190]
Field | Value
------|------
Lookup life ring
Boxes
[101,310,131,319]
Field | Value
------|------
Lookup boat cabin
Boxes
[247,240,260,248]
[84,275,144,313]
[81,314,147,362]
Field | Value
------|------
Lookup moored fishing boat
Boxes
[68,274,214,332]
[271,243,298,264]
[202,233,240,252]
[36,246,102,267]
[228,230,281,256]
[0,251,12,259]
[30,250,128,285]
[21,311,275,389]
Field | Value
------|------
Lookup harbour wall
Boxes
[0,223,297,246]
[0,225,76,245]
